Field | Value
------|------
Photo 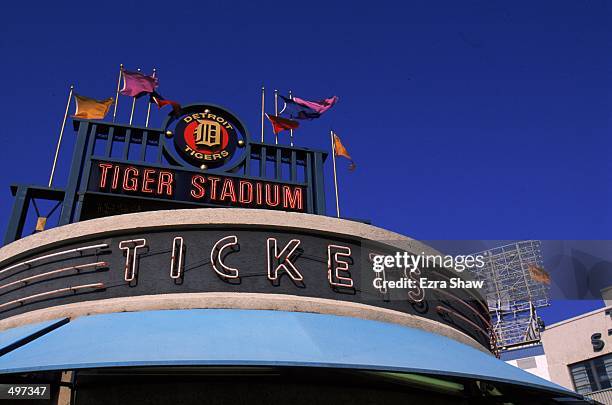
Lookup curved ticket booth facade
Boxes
[0,210,583,404]
[0,103,584,404]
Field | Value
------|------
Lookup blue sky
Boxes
[0,0,610,323]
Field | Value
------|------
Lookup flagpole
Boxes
[260,86,265,142]
[112,64,123,123]
[129,68,140,126]
[330,130,340,218]
[289,90,294,146]
[274,89,278,145]
[48,85,74,188]
[145,68,156,127]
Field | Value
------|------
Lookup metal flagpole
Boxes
[48,85,74,188]
[330,130,340,218]
[289,90,294,146]
[274,89,278,145]
[129,68,140,125]
[260,86,265,142]
[145,68,156,127]
[112,64,123,123]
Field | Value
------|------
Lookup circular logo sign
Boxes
[172,106,240,168]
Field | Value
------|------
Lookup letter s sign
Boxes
[591,333,605,352]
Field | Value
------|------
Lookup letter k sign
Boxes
[267,238,303,283]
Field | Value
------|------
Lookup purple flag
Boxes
[120,70,158,97]
[279,96,321,119]
[292,96,338,114]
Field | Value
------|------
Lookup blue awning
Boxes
[0,317,67,356]
[0,309,576,397]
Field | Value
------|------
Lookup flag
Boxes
[150,92,181,115]
[120,70,158,97]
[528,264,551,284]
[266,114,299,134]
[280,95,338,119]
[293,96,338,114]
[333,133,356,171]
[73,94,114,120]
[279,96,321,120]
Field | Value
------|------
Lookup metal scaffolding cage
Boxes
[470,240,550,350]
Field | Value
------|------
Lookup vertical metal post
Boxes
[274,89,278,145]
[123,129,132,160]
[290,151,297,182]
[313,151,326,215]
[3,185,29,244]
[260,86,265,142]
[129,68,140,126]
[156,131,165,164]
[330,130,340,217]
[105,127,115,157]
[275,149,282,180]
[140,131,149,161]
[145,68,156,127]
[244,143,251,176]
[259,146,267,177]
[289,90,294,146]
[48,85,74,188]
[58,121,91,225]
[73,124,98,221]
[112,64,123,123]
[305,154,314,213]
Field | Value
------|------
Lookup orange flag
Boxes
[333,133,356,171]
[73,94,114,120]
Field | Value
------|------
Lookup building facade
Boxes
[541,306,612,399]
[502,305,612,403]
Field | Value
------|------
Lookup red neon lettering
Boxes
[123,167,139,191]
[256,183,263,205]
[190,175,206,199]
[207,176,221,200]
[265,184,280,207]
[111,165,120,190]
[283,186,303,210]
[98,163,113,188]
[158,171,174,196]
[141,169,156,193]
[239,180,253,204]
[220,179,237,202]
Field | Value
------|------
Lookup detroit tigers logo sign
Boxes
[172,105,241,168]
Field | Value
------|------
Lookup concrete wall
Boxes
[541,305,612,390]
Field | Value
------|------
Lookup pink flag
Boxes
[292,96,338,114]
[120,70,158,97]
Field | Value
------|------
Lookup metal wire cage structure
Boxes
[470,240,550,350]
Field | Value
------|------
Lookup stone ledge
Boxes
[0,208,438,267]
[0,292,491,354]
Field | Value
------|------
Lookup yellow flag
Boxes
[73,94,114,120]
[333,133,356,171]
